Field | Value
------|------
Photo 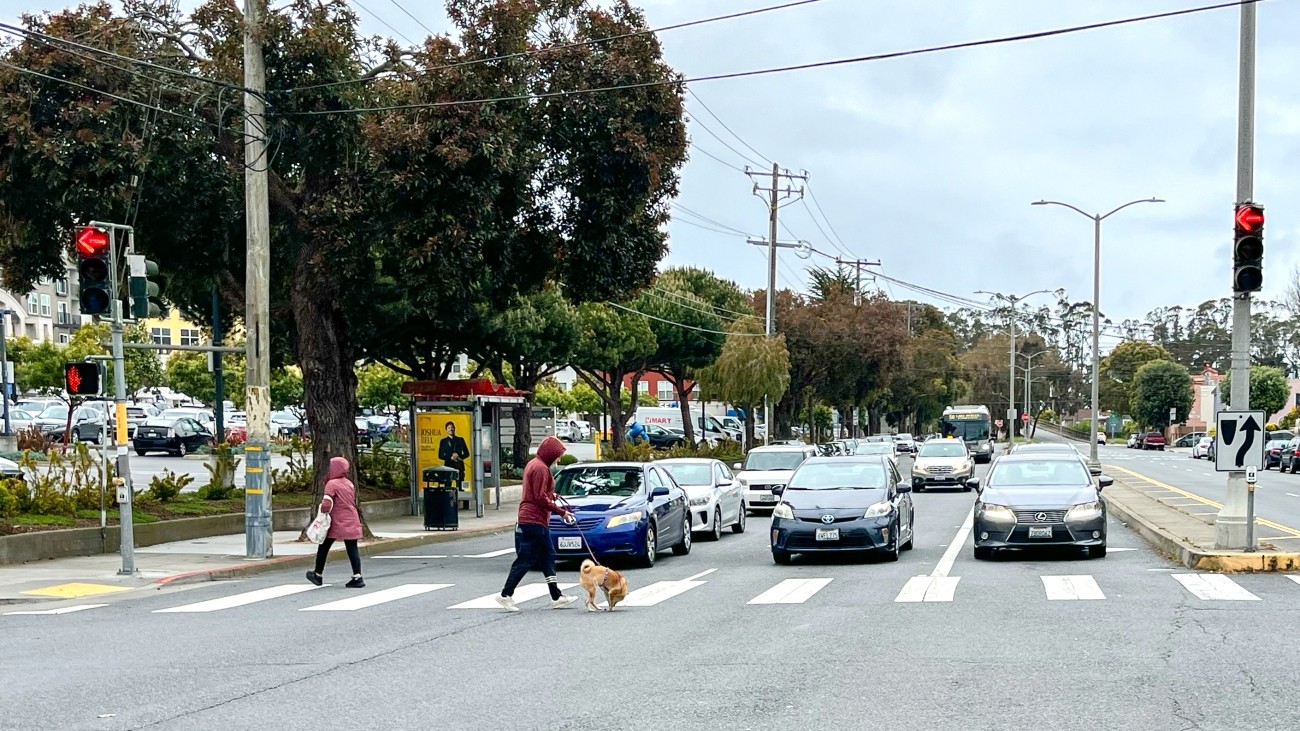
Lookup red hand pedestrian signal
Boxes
[64,362,100,396]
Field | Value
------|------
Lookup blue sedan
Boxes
[549,462,692,568]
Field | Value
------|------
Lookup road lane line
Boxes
[449,582,577,609]
[894,576,960,603]
[748,578,833,605]
[682,568,717,582]
[1172,574,1260,601]
[155,584,324,613]
[620,580,706,607]
[932,505,974,578]
[1105,464,1300,538]
[301,584,453,612]
[374,555,449,559]
[1042,575,1105,600]
[461,549,515,558]
[5,604,108,615]
[1287,493,1300,498]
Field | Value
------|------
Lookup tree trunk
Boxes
[512,404,531,469]
[742,402,756,449]
[292,248,371,540]
[672,376,696,444]
[607,374,626,450]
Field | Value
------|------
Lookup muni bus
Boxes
[939,405,995,463]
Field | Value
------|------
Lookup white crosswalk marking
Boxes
[5,604,108,616]
[748,578,833,605]
[620,580,706,607]
[301,584,453,612]
[894,576,960,603]
[1041,575,1106,601]
[461,549,515,558]
[449,582,577,609]
[155,584,324,613]
[1287,576,1300,588]
[1172,574,1260,601]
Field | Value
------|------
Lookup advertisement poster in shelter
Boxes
[416,412,474,492]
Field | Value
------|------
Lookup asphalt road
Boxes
[5,450,1300,730]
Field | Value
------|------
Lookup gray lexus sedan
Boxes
[967,454,1112,560]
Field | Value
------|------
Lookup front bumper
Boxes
[771,515,893,553]
[689,499,720,531]
[912,470,973,488]
[973,513,1106,549]
[549,521,648,558]
[745,488,780,510]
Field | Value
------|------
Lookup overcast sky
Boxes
[5,0,1297,330]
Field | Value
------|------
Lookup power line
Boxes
[388,0,436,37]
[650,284,755,319]
[689,113,766,168]
[672,203,756,237]
[805,183,853,256]
[688,88,770,164]
[642,288,741,323]
[275,0,830,94]
[350,0,419,47]
[277,0,1259,116]
[673,217,751,237]
[607,302,766,337]
[690,143,748,173]
[795,198,851,258]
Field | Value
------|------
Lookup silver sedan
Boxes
[657,458,747,541]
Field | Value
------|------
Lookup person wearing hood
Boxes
[306,456,365,588]
[496,435,577,611]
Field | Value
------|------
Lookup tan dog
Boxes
[579,558,628,612]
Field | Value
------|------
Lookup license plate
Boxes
[1028,526,1053,539]
[755,494,776,503]
[815,528,840,541]
[558,536,582,550]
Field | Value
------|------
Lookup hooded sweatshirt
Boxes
[320,456,362,541]
[517,436,569,526]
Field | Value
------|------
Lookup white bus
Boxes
[939,405,995,463]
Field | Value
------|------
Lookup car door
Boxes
[889,463,914,541]
[646,467,682,545]
[716,462,739,524]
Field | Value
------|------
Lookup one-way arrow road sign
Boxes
[1215,410,1267,472]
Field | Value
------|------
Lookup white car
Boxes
[657,458,746,540]
[1192,437,1213,459]
[734,445,819,511]
[854,442,900,471]
[1097,433,1107,445]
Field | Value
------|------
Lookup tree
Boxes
[355,363,405,410]
[568,382,603,419]
[1221,365,1290,417]
[123,325,165,396]
[636,276,724,443]
[570,303,656,449]
[701,316,790,446]
[165,352,214,405]
[270,367,304,410]
[534,385,576,416]
[1099,341,1174,415]
[1131,360,1194,429]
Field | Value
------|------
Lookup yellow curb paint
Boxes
[246,468,263,474]
[1105,464,1300,539]
[245,489,264,494]
[21,582,132,599]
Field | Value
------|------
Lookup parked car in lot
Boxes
[270,410,307,438]
[911,439,974,492]
[0,455,24,481]
[968,454,1112,560]
[4,408,38,433]
[769,455,914,565]
[132,415,214,456]
[734,445,819,511]
[37,404,108,443]
[1139,432,1166,451]
[640,424,687,449]
[657,458,746,541]
[1194,436,1215,460]
[124,404,161,439]
[548,462,691,568]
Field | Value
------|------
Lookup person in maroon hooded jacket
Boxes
[496,435,577,611]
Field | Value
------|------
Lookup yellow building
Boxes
[142,311,205,358]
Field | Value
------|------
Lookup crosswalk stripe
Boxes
[894,576,960,603]
[301,584,453,612]
[5,604,108,616]
[461,549,515,558]
[1172,574,1260,601]
[620,580,706,607]
[155,584,324,613]
[1042,575,1105,601]
[449,582,577,609]
[748,578,833,605]
[1287,576,1300,588]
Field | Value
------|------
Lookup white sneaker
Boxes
[494,595,520,613]
[551,595,577,609]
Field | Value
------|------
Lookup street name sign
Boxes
[1214,411,1266,472]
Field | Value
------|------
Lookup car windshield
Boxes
[1015,445,1075,454]
[659,464,712,486]
[556,468,644,497]
[918,442,966,458]
[39,405,68,419]
[854,444,893,456]
[788,462,888,490]
[742,451,806,471]
[895,434,914,441]
[161,410,199,420]
[988,460,1091,487]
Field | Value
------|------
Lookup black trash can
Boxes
[422,465,460,531]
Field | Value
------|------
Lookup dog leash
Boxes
[555,495,603,566]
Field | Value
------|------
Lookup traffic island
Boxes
[1101,465,1300,572]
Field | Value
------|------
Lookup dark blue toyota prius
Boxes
[769,455,915,564]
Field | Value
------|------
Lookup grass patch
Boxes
[15,513,76,526]
[164,501,229,516]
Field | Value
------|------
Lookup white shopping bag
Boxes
[306,511,331,544]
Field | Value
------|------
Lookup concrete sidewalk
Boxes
[1102,464,1300,571]
[0,504,519,605]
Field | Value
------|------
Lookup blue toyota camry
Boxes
[548,462,691,568]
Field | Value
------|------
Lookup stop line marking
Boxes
[1042,575,1105,601]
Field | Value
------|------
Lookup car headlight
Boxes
[689,496,710,507]
[1066,501,1104,521]
[605,511,644,528]
[736,477,748,487]
[864,501,893,518]
[772,503,794,519]
[977,502,1015,522]
[912,465,926,475]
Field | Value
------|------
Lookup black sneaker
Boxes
[345,577,365,589]
[305,570,323,586]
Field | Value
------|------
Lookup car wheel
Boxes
[1088,545,1107,559]
[973,546,994,561]
[636,525,658,568]
[136,449,147,457]
[672,515,692,556]
[915,484,925,493]
[882,521,900,562]
[901,520,914,551]
[732,504,746,534]
[772,549,792,565]
[709,507,723,541]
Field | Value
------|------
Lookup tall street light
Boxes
[976,289,1055,443]
[1033,197,1164,467]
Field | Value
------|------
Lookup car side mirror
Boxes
[718,479,733,488]
[651,486,670,498]
[771,485,785,496]
[733,463,743,470]
[965,478,981,492]
[1089,466,1102,476]
[897,483,912,494]
[1098,476,1113,489]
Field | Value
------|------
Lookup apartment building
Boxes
[0,260,86,344]
[142,310,206,359]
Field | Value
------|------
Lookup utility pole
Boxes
[746,163,808,445]
[1217,0,1257,550]
[243,0,273,559]
[833,258,882,305]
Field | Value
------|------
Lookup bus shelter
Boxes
[404,379,529,519]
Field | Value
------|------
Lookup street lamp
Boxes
[1018,350,1051,427]
[976,289,1055,443]
[1033,197,1164,467]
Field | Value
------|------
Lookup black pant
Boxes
[315,538,361,576]
[502,523,562,600]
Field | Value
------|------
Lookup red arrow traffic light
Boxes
[1235,205,1264,233]
[74,226,110,256]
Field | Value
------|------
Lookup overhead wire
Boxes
[672,203,756,237]
[690,144,749,173]
[388,0,437,37]
[805,183,854,256]
[607,302,767,337]
[687,88,770,164]
[350,0,419,47]
[649,285,755,319]
[689,113,767,168]
[276,0,1261,116]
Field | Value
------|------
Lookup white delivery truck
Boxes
[633,407,738,444]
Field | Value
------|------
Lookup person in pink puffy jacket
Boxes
[306,457,365,588]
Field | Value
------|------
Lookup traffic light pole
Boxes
[1216,0,1257,551]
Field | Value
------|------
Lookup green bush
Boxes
[557,454,579,466]
[0,480,18,519]
[270,437,314,494]
[147,470,193,503]
[201,444,242,499]
[356,444,407,491]
[602,441,654,463]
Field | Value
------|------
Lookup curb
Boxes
[1104,490,1300,572]
[152,522,515,587]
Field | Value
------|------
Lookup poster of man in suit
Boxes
[416,412,473,491]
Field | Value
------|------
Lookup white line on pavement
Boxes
[748,578,833,605]
[894,575,960,602]
[374,555,449,560]
[682,568,718,582]
[1172,574,1260,601]
[5,604,108,616]
[1287,493,1300,498]
[155,584,324,613]
[932,506,975,578]
[1042,575,1105,600]
[449,582,578,609]
[621,580,706,607]
[461,549,516,558]
[301,584,453,612]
